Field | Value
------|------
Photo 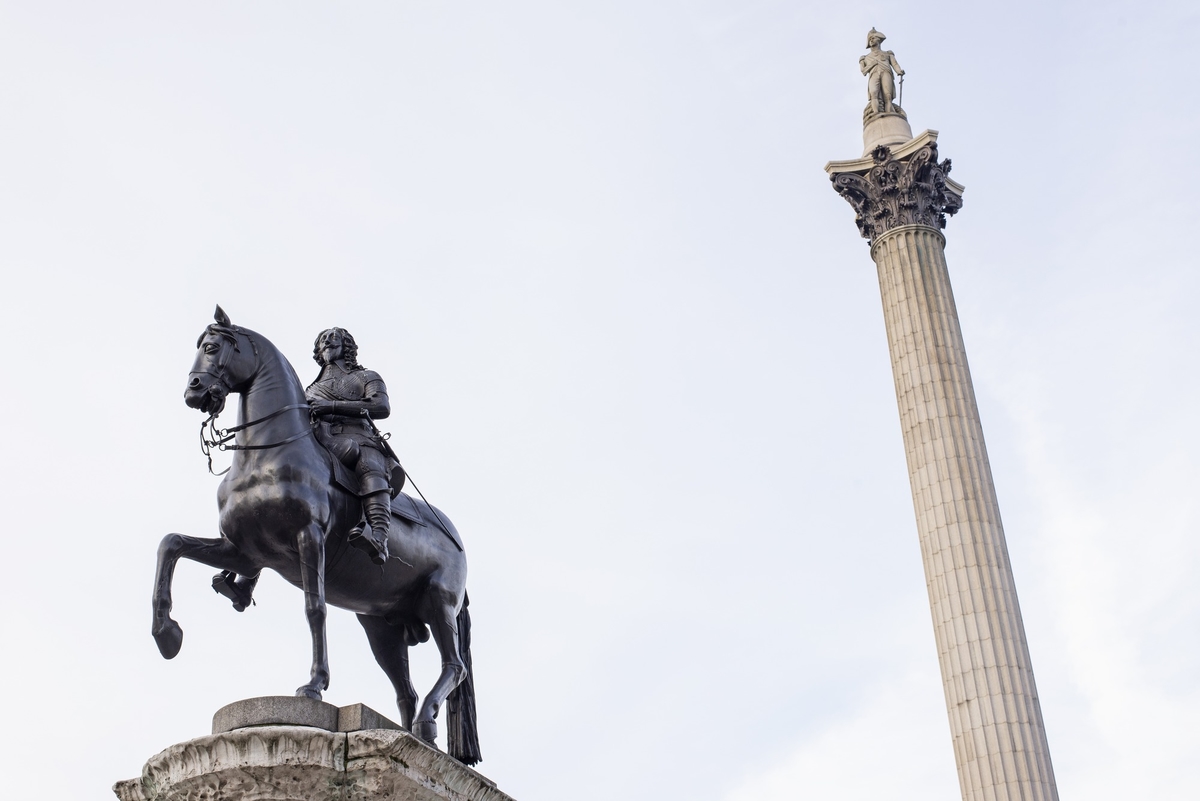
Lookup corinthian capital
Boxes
[830,141,962,242]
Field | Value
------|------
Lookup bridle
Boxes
[194,326,315,475]
[200,403,316,475]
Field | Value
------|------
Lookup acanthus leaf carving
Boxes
[830,142,961,242]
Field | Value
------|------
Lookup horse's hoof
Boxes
[295,685,324,701]
[412,719,437,745]
[153,619,184,659]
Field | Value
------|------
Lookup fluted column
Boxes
[827,133,1059,801]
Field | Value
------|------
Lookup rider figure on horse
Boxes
[307,327,398,566]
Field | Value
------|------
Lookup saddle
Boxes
[325,451,462,550]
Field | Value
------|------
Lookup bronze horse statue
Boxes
[151,307,480,764]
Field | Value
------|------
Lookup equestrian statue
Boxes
[151,306,481,765]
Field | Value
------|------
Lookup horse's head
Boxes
[186,305,260,415]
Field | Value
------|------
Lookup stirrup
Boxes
[348,528,389,566]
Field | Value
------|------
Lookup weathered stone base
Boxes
[114,699,513,801]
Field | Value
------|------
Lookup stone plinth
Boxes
[210,696,403,735]
[212,695,340,734]
[115,699,512,801]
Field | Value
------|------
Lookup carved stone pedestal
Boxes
[862,110,912,155]
[114,698,514,801]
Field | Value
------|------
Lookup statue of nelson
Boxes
[860,28,904,116]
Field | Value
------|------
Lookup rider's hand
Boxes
[309,400,334,417]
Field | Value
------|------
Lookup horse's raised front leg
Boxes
[295,523,330,700]
[152,533,257,659]
[412,583,467,746]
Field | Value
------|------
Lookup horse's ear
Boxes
[214,305,231,326]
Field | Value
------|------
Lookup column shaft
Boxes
[871,224,1058,801]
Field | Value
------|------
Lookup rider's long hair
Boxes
[312,327,365,371]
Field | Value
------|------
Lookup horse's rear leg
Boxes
[412,585,467,746]
[357,614,419,730]
[152,534,257,659]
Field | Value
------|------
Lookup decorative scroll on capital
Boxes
[830,142,962,242]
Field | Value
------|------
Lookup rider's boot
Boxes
[356,491,391,566]
[347,465,392,565]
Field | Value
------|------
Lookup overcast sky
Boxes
[1,2,1197,800]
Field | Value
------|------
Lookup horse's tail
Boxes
[447,592,482,766]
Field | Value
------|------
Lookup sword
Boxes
[361,411,401,464]
[899,72,904,108]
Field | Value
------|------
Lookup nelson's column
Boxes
[825,30,1059,800]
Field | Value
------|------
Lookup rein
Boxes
[200,403,314,475]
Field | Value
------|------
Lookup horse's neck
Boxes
[236,340,310,445]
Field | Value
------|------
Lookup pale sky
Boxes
[1,2,1197,800]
